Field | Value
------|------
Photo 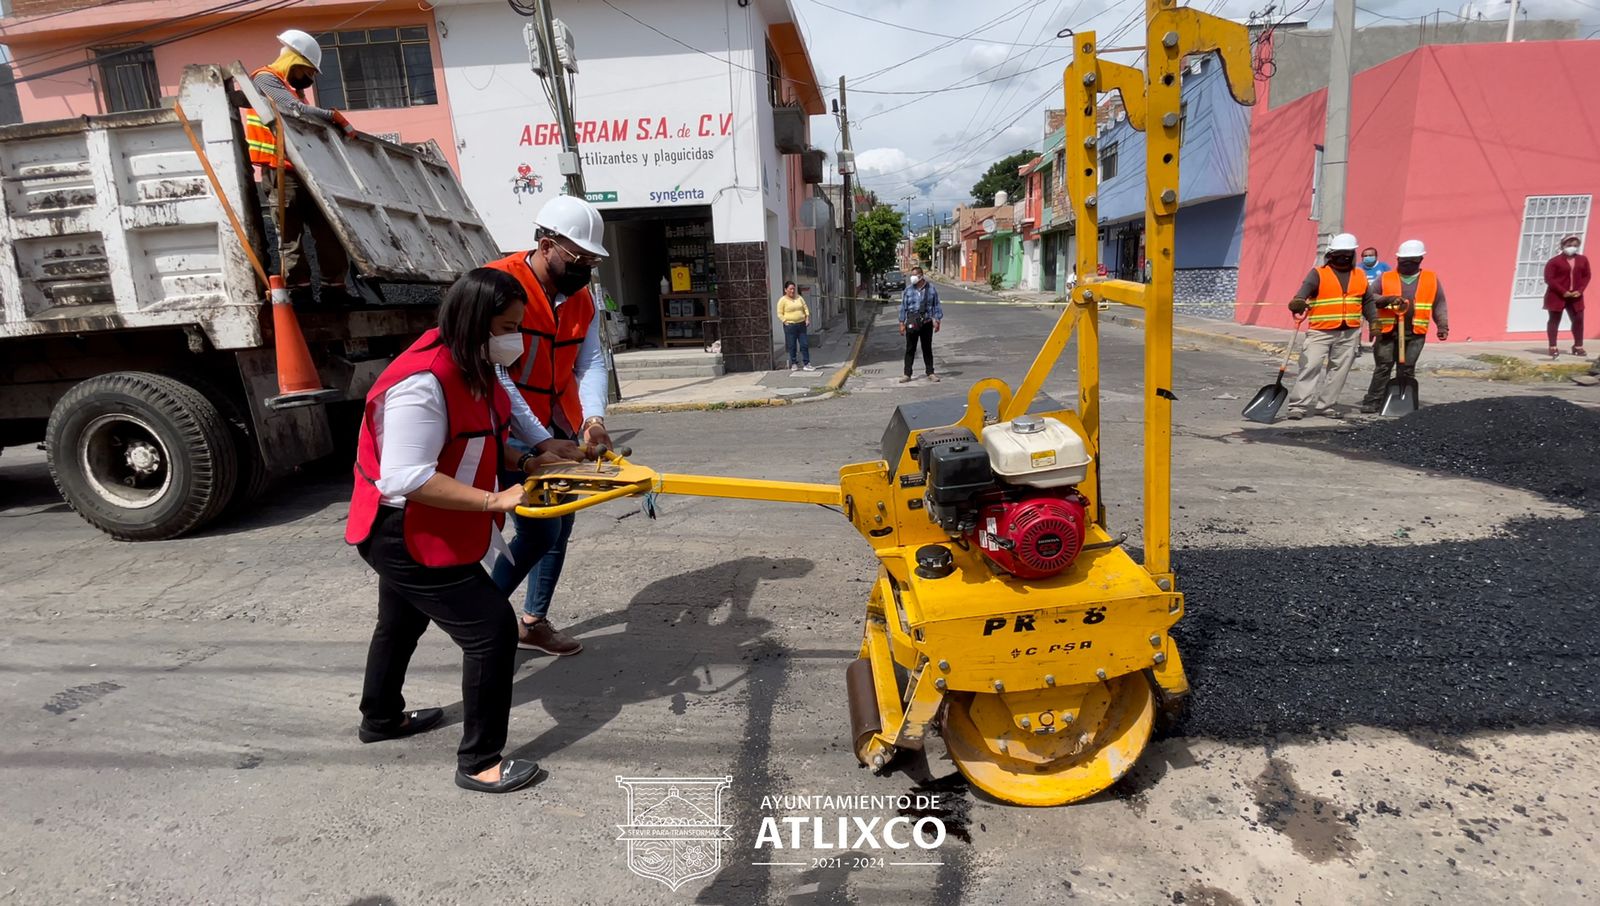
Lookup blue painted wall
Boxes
[1089,56,1251,237]
[1174,196,1245,268]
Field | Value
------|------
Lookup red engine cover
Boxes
[971,493,1088,579]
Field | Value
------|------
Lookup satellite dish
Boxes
[982,218,997,234]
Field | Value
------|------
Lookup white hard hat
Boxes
[535,194,609,258]
[277,29,323,73]
[1396,239,1426,258]
[1328,233,1359,252]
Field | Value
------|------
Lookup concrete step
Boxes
[614,349,724,380]
[615,364,726,380]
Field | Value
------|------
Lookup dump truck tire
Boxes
[174,371,272,515]
[45,372,239,541]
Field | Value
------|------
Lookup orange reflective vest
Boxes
[485,251,595,433]
[1307,266,1366,330]
[243,67,298,169]
[1376,270,1436,335]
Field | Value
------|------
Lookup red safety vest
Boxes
[1306,266,1366,330]
[346,328,511,567]
[242,67,299,170]
[485,251,594,433]
[1376,270,1436,335]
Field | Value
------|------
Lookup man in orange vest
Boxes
[1360,239,1449,413]
[1281,232,1382,420]
[245,30,358,298]
[486,195,612,657]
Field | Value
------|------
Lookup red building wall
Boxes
[1236,40,1600,341]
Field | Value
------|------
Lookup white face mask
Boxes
[910,274,922,285]
[487,333,523,366]
[1564,246,1580,256]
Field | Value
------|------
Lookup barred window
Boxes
[313,26,437,111]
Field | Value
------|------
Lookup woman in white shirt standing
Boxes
[345,268,581,794]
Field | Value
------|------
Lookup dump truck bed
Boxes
[0,63,500,349]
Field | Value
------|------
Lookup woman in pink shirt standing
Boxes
[1543,235,1591,358]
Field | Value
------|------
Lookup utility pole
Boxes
[837,76,858,330]
[534,0,584,198]
[1504,0,1518,42]
[525,0,621,403]
[1317,0,1355,252]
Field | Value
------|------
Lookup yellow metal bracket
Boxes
[514,452,842,519]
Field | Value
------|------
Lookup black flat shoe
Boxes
[455,758,541,794]
[358,707,444,744]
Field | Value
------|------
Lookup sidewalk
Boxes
[610,313,875,413]
[941,278,1596,380]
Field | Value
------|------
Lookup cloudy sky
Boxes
[791,0,1600,225]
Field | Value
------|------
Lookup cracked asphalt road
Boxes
[2,287,1596,905]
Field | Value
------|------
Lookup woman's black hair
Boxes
[434,267,527,398]
[784,280,797,292]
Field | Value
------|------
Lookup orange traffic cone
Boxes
[265,275,339,410]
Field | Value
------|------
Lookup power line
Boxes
[4,0,276,73]
[851,0,1057,85]
[803,0,1074,48]
[9,0,307,87]
[0,0,132,34]
[596,0,1062,98]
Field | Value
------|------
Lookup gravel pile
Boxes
[1170,397,1600,741]
[1339,396,1600,510]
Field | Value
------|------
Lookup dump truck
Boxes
[0,63,499,540]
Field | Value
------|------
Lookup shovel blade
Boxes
[1241,382,1288,423]
[1379,378,1419,416]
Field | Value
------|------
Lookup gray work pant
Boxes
[1284,326,1360,415]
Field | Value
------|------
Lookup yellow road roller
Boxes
[517,1,1256,806]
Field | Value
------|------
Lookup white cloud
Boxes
[804,0,1600,217]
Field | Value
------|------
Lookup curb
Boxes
[610,312,875,414]
[1103,310,1280,356]
[824,311,875,392]
[1103,311,1583,378]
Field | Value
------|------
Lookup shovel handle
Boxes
[1277,316,1306,373]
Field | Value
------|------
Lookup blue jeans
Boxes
[783,322,810,366]
[490,467,575,619]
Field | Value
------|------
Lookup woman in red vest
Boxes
[346,268,567,793]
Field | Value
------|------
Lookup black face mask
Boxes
[289,72,315,91]
[552,260,592,297]
[1396,259,1422,276]
[1327,253,1355,271]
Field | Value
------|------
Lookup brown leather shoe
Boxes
[518,617,583,655]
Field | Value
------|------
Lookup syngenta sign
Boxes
[650,186,708,204]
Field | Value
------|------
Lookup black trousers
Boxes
[1362,331,1427,407]
[903,322,935,376]
[357,506,518,775]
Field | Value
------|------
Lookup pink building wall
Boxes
[1236,40,1600,342]
[3,0,459,169]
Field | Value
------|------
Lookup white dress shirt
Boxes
[371,370,515,568]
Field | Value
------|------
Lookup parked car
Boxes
[877,270,907,297]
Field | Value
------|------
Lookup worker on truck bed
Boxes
[245,29,357,299]
[1281,232,1382,421]
[486,195,613,658]
[1360,239,1449,413]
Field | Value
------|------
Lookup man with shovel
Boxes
[1281,233,1381,420]
[1360,239,1449,414]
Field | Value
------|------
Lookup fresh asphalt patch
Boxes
[1167,397,1600,742]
